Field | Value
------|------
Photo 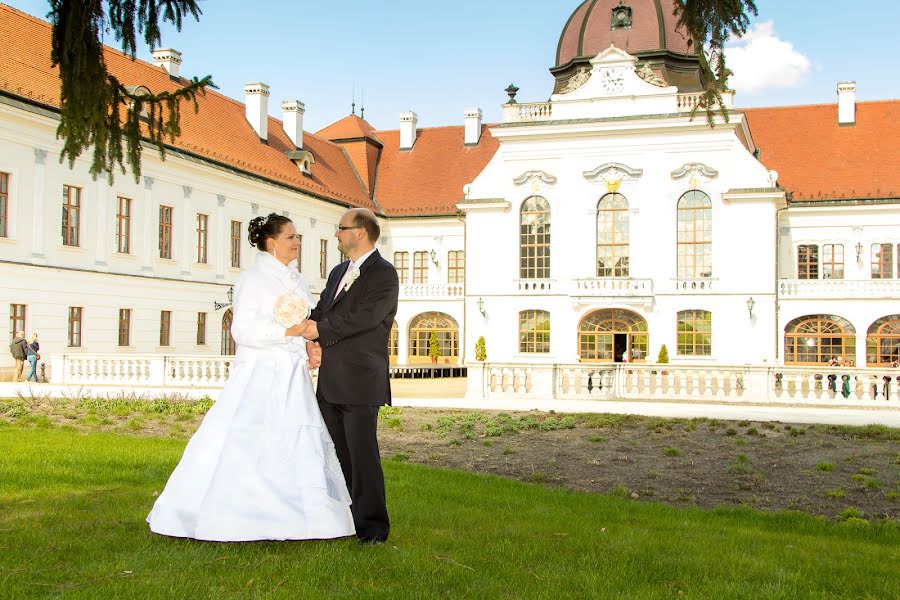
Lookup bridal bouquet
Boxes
[273,292,310,328]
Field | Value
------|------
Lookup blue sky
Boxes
[8,1,900,131]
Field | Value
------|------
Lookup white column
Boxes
[398,321,409,364]
[31,148,47,264]
[94,172,110,270]
[215,194,226,280]
[179,185,193,278]
[141,176,155,274]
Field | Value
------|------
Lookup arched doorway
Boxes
[784,314,855,366]
[578,309,648,363]
[408,312,459,364]
[221,309,236,355]
[866,315,900,366]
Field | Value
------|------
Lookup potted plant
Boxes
[475,336,487,362]
[657,344,669,375]
[428,331,440,364]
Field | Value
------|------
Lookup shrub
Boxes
[475,336,487,361]
[657,344,669,364]
[428,331,440,360]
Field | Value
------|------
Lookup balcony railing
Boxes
[502,92,735,123]
[515,279,555,293]
[673,278,716,292]
[400,283,465,299]
[572,277,653,297]
[779,279,900,299]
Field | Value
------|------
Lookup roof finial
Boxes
[351,82,356,116]
[361,88,365,119]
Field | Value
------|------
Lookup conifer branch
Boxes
[48,0,213,183]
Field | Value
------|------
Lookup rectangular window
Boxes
[196,312,207,345]
[822,244,843,280]
[295,234,303,272]
[677,310,712,356]
[519,310,550,353]
[447,250,465,284]
[68,306,83,347]
[319,239,328,279]
[62,185,81,246]
[230,220,242,268]
[0,172,9,237]
[393,251,409,284]
[116,196,131,253]
[872,243,894,279]
[196,213,209,263]
[9,304,25,344]
[159,205,173,259]
[118,309,131,347]
[160,310,171,346]
[413,251,428,284]
[797,244,818,279]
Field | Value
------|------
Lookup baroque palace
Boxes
[1,1,899,382]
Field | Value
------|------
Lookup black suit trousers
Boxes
[317,399,389,541]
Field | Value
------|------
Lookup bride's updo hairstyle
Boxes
[248,213,292,251]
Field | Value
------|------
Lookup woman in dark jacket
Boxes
[25,333,39,383]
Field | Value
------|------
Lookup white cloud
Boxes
[724,21,812,94]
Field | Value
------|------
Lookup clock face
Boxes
[599,68,625,94]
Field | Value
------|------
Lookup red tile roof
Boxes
[317,114,383,145]
[370,125,501,216]
[743,101,900,201]
[0,4,374,210]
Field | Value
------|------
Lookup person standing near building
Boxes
[24,333,40,383]
[9,331,26,382]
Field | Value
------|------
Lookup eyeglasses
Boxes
[337,226,362,231]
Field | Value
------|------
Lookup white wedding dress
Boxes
[147,251,355,542]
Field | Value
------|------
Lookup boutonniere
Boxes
[344,266,361,292]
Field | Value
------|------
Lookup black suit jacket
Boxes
[311,249,399,406]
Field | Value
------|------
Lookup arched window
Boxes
[408,312,459,364]
[676,190,712,278]
[578,309,648,363]
[520,196,550,279]
[221,309,236,356]
[677,310,712,356]
[519,310,550,353]
[597,193,629,277]
[389,321,399,365]
[784,315,855,366]
[866,315,900,366]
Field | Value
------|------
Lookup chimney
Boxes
[151,48,182,79]
[400,111,418,150]
[244,83,270,141]
[464,107,482,145]
[837,81,856,125]
[282,100,305,149]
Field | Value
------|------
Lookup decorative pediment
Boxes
[671,163,718,190]
[513,170,557,186]
[671,163,719,179]
[583,162,643,194]
[590,44,636,67]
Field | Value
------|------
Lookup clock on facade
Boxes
[599,68,625,94]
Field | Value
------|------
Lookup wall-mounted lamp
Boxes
[855,242,864,262]
[746,296,755,318]
[430,249,439,268]
[214,286,234,311]
[477,297,486,317]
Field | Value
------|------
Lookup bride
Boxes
[147,213,355,542]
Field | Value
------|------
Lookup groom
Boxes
[301,208,399,545]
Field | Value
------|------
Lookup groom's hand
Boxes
[300,319,319,340]
[306,341,322,369]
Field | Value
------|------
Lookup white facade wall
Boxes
[0,100,358,374]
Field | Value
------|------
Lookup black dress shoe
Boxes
[357,537,386,546]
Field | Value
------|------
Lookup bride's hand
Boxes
[285,323,306,337]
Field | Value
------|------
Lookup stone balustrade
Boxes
[779,278,900,299]
[673,277,716,292]
[468,363,900,408]
[400,283,465,299]
[502,102,553,123]
[51,354,233,387]
[572,277,653,297]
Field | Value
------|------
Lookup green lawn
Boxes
[0,422,897,599]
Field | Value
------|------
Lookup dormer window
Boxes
[611,2,632,30]
[286,150,315,176]
[124,85,152,122]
